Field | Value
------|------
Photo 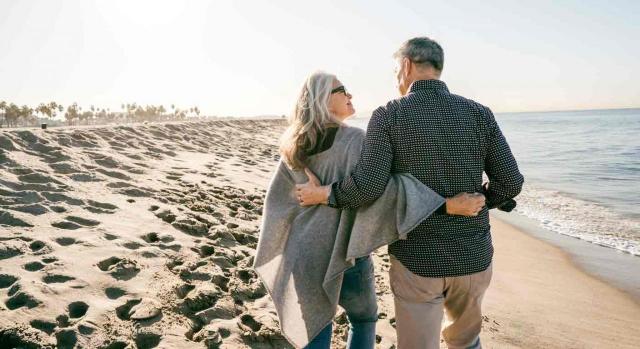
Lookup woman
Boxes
[254,71,484,349]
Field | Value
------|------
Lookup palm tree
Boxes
[20,105,34,126]
[5,103,19,127]
[134,105,144,122]
[158,105,166,120]
[80,110,93,125]
[127,103,137,123]
[36,103,48,122]
[0,101,7,128]
[65,103,80,126]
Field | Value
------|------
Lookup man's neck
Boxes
[412,74,440,82]
[403,75,440,95]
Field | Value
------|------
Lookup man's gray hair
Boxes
[393,37,444,71]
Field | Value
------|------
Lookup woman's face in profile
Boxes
[328,79,355,120]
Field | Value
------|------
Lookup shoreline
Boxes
[482,216,640,348]
[492,211,640,302]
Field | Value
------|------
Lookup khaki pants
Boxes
[389,257,492,349]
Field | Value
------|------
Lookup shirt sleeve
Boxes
[483,107,525,209]
[328,106,394,209]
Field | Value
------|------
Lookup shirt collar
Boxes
[409,79,449,93]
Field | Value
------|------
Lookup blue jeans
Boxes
[304,255,378,349]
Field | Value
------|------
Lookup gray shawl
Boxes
[253,126,444,348]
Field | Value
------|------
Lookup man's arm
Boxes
[328,106,394,209]
[295,106,488,216]
[483,107,524,209]
[295,106,393,209]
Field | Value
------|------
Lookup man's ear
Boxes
[402,57,412,78]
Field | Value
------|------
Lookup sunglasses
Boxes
[330,85,349,96]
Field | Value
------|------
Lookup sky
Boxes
[0,0,638,117]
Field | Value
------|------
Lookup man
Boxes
[297,37,524,348]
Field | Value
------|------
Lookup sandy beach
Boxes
[1,119,639,348]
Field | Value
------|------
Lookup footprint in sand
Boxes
[23,261,45,272]
[105,287,127,300]
[97,256,140,281]
[195,244,216,258]
[52,216,100,230]
[239,313,263,332]
[66,216,100,226]
[84,206,116,214]
[42,274,76,284]
[29,240,48,252]
[6,203,49,216]
[134,331,162,349]
[95,168,131,180]
[0,178,61,193]
[115,299,142,320]
[6,291,41,310]
[67,301,89,319]
[55,329,78,349]
[117,187,153,198]
[122,241,143,250]
[103,233,120,241]
[51,221,82,230]
[87,200,118,210]
[0,241,25,260]
[106,181,133,189]
[42,192,84,206]
[0,273,19,288]
[42,256,58,264]
[70,173,103,182]
[30,319,57,335]
[49,162,81,175]
[0,188,44,205]
[55,237,79,246]
[50,205,67,213]
[18,172,65,185]
[139,232,157,243]
[0,210,34,227]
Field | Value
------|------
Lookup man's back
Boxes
[389,79,491,235]
[331,79,524,277]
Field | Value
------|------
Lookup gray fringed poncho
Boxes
[253,126,444,348]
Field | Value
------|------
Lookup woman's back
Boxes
[254,125,367,347]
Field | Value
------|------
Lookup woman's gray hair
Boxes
[280,71,338,169]
[393,37,444,71]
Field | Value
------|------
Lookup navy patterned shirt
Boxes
[328,79,524,277]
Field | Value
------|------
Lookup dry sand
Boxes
[0,119,638,348]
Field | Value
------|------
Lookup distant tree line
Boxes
[0,100,206,128]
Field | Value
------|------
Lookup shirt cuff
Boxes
[327,182,339,208]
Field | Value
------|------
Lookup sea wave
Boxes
[512,184,640,256]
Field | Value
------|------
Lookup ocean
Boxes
[347,108,640,256]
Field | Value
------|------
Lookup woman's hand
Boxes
[446,192,486,216]
[295,168,330,206]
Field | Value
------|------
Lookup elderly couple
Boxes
[254,37,524,349]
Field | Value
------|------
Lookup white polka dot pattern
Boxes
[329,79,524,277]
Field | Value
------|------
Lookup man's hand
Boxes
[446,192,486,216]
[295,168,330,206]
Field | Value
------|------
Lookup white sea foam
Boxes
[513,184,640,256]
